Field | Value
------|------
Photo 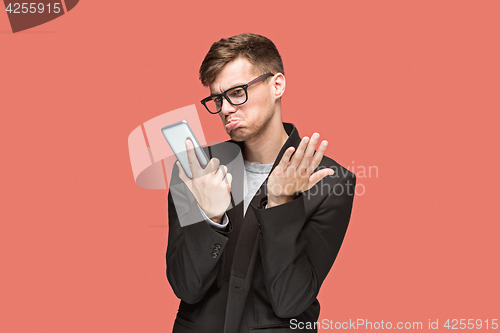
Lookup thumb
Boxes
[307,168,334,190]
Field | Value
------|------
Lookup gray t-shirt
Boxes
[243,160,273,215]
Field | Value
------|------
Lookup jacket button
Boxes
[213,248,219,253]
[211,252,218,258]
[215,243,221,249]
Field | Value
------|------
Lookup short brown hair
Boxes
[199,33,284,86]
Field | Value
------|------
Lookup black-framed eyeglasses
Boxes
[200,73,274,114]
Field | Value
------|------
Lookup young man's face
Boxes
[209,57,276,142]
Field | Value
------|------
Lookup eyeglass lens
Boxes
[205,86,247,113]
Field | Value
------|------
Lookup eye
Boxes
[229,88,245,97]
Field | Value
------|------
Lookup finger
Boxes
[298,133,321,177]
[303,133,320,161]
[307,168,335,189]
[215,164,228,182]
[177,161,191,184]
[289,137,309,169]
[206,157,220,174]
[277,146,295,170]
[310,140,329,172]
[185,139,202,178]
[224,172,233,191]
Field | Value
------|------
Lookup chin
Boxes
[227,128,251,142]
[228,132,246,142]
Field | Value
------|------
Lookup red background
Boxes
[1,1,499,332]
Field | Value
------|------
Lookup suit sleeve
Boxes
[199,205,230,231]
[251,173,356,318]
[166,163,231,304]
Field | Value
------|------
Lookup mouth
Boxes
[225,118,241,131]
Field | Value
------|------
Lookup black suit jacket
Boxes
[166,123,356,333]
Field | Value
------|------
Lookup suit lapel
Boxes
[229,183,265,278]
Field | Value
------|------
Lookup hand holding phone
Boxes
[178,139,233,223]
[162,120,233,223]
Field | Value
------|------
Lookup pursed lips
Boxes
[225,118,241,130]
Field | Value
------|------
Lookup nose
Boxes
[219,96,237,116]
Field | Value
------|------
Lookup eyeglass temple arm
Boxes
[247,73,274,86]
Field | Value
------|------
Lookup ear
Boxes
[271,73,286,100]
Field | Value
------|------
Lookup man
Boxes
[166,33,356,333]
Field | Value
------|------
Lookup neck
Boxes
[242,117,288,164]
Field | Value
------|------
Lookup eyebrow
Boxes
[211,82,246,95]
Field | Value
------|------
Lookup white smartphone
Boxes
[161,120,209,179]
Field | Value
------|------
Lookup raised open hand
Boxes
[267,133,334,208]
